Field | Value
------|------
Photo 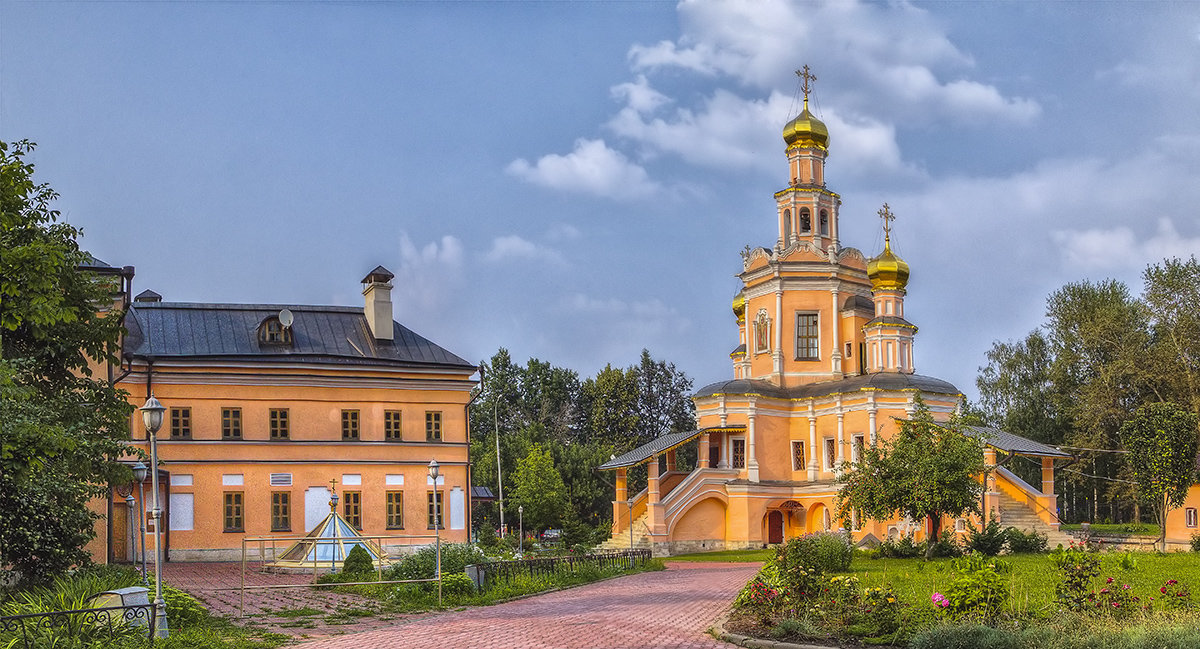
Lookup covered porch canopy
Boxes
[599,426,747,471]
[963,425,1073,527]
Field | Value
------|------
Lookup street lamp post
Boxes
[428,459,441,607]
[132,461,149,584]
[139,396,168,638]
[628,500,634,551]
[518,505,524,554]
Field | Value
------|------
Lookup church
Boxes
[600,70,1069,555]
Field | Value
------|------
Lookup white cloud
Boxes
[628,0,1037,125]
[506,138,659,200]
[484,234,566,266]
[393,232,465,312]
[1053,219,1200,272]
[546,223,582,242]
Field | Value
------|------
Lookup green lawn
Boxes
[849,551,1200,615]
[670,548,773,562]
[1060,523,1161,536]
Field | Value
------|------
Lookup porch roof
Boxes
[963,425,1072,458]
[598,426,745,470]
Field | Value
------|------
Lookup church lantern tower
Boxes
[864,203,917,373]
[776,65,840,254]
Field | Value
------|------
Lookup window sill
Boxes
[223,529,245,534]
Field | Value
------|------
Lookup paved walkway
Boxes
[293,561,758,649]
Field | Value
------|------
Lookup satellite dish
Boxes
[278,309,294,328]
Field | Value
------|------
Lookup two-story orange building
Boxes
[600,76,1069,556]
[91,266,477,563]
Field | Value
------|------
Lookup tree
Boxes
[1118,402,1199,551]
[836,395,984,559]
[1143,257,1200,415]
[1,140,135,586]
[510,443,568,533]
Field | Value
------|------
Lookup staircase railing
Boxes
[994,466,1064,529]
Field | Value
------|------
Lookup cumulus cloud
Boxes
[393,232,465,312]
[506,138,659,200]
[1053,219,1200,272]
[484,234,566,266]
[628,0,1038,125]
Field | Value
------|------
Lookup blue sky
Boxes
[3,1,1199,401]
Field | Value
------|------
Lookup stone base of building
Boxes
[652,539,763,557]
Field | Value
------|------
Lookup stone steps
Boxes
[597,512,652,551]
[996,492,1074,547]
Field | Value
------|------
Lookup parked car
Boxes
[541,529,562,542]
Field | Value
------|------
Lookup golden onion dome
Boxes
[732,292,746,323]
[867,239,910,292]
[782,99,829,149]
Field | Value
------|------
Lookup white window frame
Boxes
[794,312,820,361]
[731,436,747,469]
[851,434,865,463]
[1187,508,1197,528]
[823,438,836,471]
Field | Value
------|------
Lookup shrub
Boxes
[965,519,1007,556]
[772,533,851,601]
[1086,578,1140,617]
[1154,578,1192,611]
[862,585,902,634]
[385,543,486,582]
[878,533,923,559]
[930,529,963,558]
[1115,550,1138,571]
[951,551,1011,576]
[1190,533,1200,553]
[938,565,1009,620]
[342,545,375,577]
[734,562,789,613]
[1050,542,1101,612]
[1005,527,1048,554]
[440,572,475,597]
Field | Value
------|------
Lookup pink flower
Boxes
[1107,577,1114,584]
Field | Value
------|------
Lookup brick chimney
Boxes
[361,266,395,341]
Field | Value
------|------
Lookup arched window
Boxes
[819,210,829,235]
[783,209,792,243]
[800,208,811,233]
[258,317,293,345]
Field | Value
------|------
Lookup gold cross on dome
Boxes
[795,65,817,101]
[878,203,895,241]
[329,478,337,493]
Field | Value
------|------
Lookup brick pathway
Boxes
[164,562,422,639]
[292,561,758,649]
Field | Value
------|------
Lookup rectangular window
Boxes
[427,491,444,529]
[343,491,362,530]
[824,438,836,471]
[384,410,402,441]
[341,410,359,440]
[170,407,191,439]
[223,492,244,532]
[425,411,442,442]
[792,440,806,471]
[1188,508,1198,528]
[270,409,289,440]
[731,438,746,469]
[386,491,404,529]
[852,435,865,463]
[795,313,819,360]
[221,408,242,440]
[271,492,291,531]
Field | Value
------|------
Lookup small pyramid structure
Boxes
[266,494,390,571]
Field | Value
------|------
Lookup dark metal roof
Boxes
[471,486,496,501]
[361,266,395,283]
[599,426,744,470]
[964,426,1072,458]
[730,343,747,356]
[124,302,474,370]
[842,295,874,312]
[694,372,961,401]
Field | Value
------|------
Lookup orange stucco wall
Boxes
[1165,484,1200,546]
[97,360,475,563]
[670,498,727,541]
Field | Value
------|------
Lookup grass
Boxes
[670,548,773,562]
[1060,523,1160,536]
[848,551,1200,614]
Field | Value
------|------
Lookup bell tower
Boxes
[776,65,839,254]
[864,204,917,373]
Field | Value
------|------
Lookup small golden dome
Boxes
[867,239,910,291]
[732,292,746,323]
[782,99,829,149]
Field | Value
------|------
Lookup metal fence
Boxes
[0,603,157,649]
[469,549,651,591]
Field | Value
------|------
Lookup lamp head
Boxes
[428,459,440,480]
[132,461,148,483]
[140,396,166,434]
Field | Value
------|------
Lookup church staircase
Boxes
[597,512,652,551]
[995,490,1074,549]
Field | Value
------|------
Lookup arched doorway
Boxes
[807,503,828,533]
[767,511,784,544]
